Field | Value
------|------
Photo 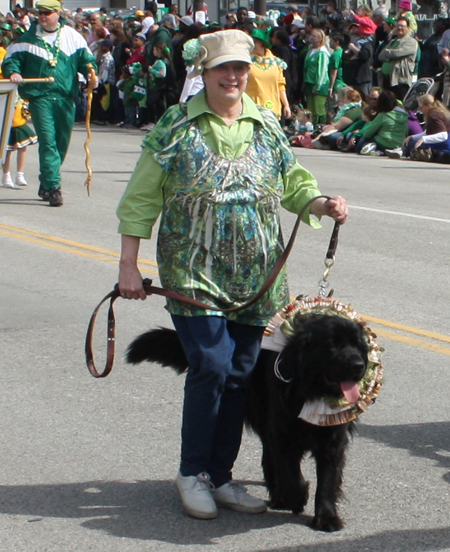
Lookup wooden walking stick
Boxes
[0,77,56,84]
[84,64,97,197]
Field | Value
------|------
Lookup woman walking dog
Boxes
[116,29,348,520]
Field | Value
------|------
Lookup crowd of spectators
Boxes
[1,0,450,162]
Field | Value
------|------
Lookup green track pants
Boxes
[28,96,76,191]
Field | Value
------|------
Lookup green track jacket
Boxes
[2,21,97,100]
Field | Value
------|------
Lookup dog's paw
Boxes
[269,486,309,514]
[309,514,344,532]
[268,498,290,511]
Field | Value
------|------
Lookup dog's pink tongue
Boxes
[340,381,360,404]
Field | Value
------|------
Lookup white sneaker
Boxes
[212,481,267,514]
[2,172,15,188]
[140,123,155,131]
[175,472,218,519]
[360,142,377,155]
[15,172,28,186]
[385,147,403,159]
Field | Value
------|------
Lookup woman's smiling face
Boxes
[203,62,250,105]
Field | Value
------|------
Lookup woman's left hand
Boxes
[324,196,348,223]
[311,196,349,224]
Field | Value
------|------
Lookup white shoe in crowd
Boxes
[2,172,15,188]
[360,142,378,155]
[175,472,218,519]
[212,480,267,514]
[140,123,155,132]
[385,147,403,159]
[15,172,28,186]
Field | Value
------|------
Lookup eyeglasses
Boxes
[38,10,55,15]
[213,62,249,76]
[396,25,408,29]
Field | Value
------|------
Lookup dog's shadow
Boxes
[0,479,310,545]
[360,420,450,483]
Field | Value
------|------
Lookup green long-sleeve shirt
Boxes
[117,91,322,239]
[361,106,408,149]
[304,47,330,96]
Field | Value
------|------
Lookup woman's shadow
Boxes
[0,478,304,545]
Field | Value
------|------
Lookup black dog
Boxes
[126,313,369,532]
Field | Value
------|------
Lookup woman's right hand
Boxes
[118,263,147,300]
[403,136,412,147]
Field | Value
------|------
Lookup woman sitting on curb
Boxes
[333,105,377,151]
[312,87,363,149]
[356,90,408,155]
[386,94,450,160]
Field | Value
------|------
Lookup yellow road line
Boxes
[372,327,450,357]
[363,314,450,344]
[1,223,449,354]
[0,223,158,268]
[0,228,159,276]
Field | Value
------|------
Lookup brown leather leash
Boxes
[85,195,340,378]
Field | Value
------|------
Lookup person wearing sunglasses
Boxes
[378,16,418,101]
[2,0,98,206]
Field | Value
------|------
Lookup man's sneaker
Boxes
[48,187,63,207]
[175,472,218,519]
[385,147,403,159]
[212,481,267,514]
[360,142,377,155]
[15,172,28,186]
[38,185,50,201]
[2,172,15,188]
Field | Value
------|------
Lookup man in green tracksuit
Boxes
[2,0,98,206]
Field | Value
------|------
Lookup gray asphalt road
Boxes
[1,124,449,552]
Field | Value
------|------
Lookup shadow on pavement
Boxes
[0,479,310,544]
[259,526,450,552]
[0,198,46,206]
[0,478,449,548]
[360,421,450,483]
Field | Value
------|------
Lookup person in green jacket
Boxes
[303,29,330,127]
[356,89,408,154]
[2,0,98,206]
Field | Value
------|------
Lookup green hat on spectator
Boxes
[251,28,271,49]
[383,16,397,26]
[35,0,61,12]
[0,22,11,31]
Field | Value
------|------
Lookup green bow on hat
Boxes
[251,28,271,50]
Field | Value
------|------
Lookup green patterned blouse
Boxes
[117,92,322,325]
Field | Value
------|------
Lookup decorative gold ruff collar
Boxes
[261,296,383,427]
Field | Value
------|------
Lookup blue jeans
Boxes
[171,315,264,488]
[405,135,426,156]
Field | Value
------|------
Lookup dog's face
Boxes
[280,314,369,402]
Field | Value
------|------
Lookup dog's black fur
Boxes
[126,313,369,532]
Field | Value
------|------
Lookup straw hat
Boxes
[183,30,254,79]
